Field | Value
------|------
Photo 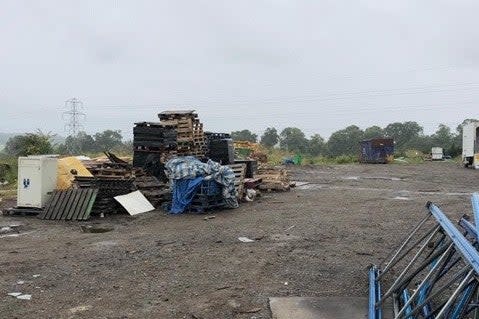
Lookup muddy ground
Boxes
[1,162,478,319]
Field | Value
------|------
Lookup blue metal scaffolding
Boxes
[368,193,479,319]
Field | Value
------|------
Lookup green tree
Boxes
[308,134,325,156]
[4,131,54,156]
[94,130,123,151]
[431,124,453,150]
[327,125,364,157]
[231,130,257,142]
[260,127,279,148]
[384,121,423,151]
[363,126,384,139]
[279,127,309,153]
[57,131,97,154]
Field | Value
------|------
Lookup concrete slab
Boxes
[269,297,370,319]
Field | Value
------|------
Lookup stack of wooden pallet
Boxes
[256,165,292,191]
[132,122,178,168]
[227,163,247,198]
[133,173,170,208]
[74,176,135,215]
[158,110,207,157]
[205,132,234,164]
[187,180,225,213]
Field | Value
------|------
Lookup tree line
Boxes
[2,130,130,157]
[2,118,477,158]
[232,119,478,157]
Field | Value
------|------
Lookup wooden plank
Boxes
[39,191,58,219]
[54,190,74,220]
[48,191,65,220]
[44,191,65,220]
[43,191,62,219]
[64,189,82,220]
[76,189,94,220]
[58,190,75,220]
[81,189,98,220]
[71,189,90,220]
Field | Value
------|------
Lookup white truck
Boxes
[431,147,443,161]
[463,122,479,168]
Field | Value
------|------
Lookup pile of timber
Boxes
[74,176,134,215]
[226,163,246,198]
[256,165,292,191]
[205,132,234,164]
[132,122,177,181]
[158,110,207,157]
[133,172,170,208]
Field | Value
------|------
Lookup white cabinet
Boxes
[17,156,58,208]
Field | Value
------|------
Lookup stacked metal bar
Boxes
[368,193,479,319]
[158,110,207,157]
[205,132,234,164]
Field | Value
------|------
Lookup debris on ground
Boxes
[238,237,255,243]
[368,193,479,318]
[256,165,293,191]
[80,225,114,233]
[5,110,294,223]
[114,190,155,216]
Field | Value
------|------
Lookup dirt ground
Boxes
[1,162,478,319]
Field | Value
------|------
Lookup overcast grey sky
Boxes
[1,0,478,139]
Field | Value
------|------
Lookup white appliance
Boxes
[431,147,443,161]
[17,155,58,208]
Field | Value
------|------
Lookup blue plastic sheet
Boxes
[165,156,239,213]
[170,177,204,214]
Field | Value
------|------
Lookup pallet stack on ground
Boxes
[74,176,135,215]
[132,122,178,166]
[133,173,170,208]
[256,165,292,191]
[158,110,207,157]
[227,163,247,198]
[187,180,225,213]
[234,160,257,178]
[39,188,98,221]
[205,132,234,164]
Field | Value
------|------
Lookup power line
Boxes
[62,98,85,136]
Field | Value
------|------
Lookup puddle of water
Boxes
[341,176,403,181]
[297,184,325,190]
[393,196,410,200]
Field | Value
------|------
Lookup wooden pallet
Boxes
[39,188,99,221]
[227,164,246,199]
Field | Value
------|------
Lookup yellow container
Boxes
[57,157,93,190]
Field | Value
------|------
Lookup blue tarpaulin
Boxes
[165,156,239,214]
[170,177,204,214]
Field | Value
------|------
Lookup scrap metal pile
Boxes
[368,193,479,319]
